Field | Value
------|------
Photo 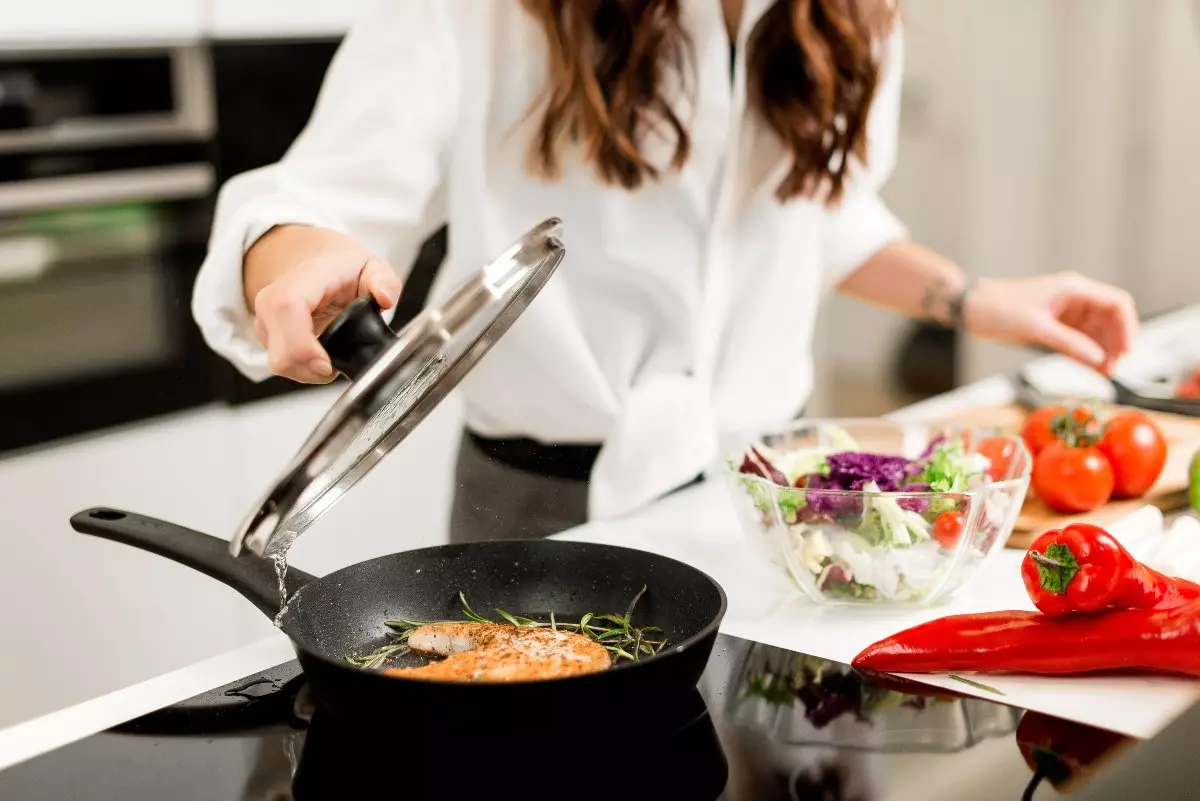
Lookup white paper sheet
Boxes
[558,484,1200,739]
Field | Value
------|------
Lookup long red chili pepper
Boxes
[851,599,1200,677]
[1022,523,1200,616]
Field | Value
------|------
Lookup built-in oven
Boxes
[0,45,221,454]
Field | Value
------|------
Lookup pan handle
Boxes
[70,508,318,619]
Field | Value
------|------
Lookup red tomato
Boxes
[1032,442,1114,513]
[1022,405,1100,457]
[1022,406,1067,456]
[977,436,1018,480]
[1098,411,1167,499]
[933,511,966,549]
[1176,370,1200,400]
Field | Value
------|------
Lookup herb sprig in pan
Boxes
[345,586,667,670]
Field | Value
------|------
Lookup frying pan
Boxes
[71,508,727,727]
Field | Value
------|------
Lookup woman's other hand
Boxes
[965,272,1138,376]
[244,225,404,384]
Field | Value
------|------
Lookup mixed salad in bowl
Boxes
[725,419,1031,605]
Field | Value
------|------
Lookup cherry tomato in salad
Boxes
[933,511,966,549]
[976,436,1018,481]
[1098,411,1167,499]
[1032,442,1114,513]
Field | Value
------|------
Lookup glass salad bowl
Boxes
[722,418,1031,606]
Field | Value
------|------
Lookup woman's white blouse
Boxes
[192,0,908,521]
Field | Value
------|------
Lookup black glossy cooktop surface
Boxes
[2,633,1199,801]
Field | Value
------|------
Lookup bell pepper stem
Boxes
[1029,551,1065,569]
[1022,768,1047,801]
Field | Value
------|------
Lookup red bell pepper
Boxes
[1015,711,1135,800]
[851,599,1200,677]
[1021,523,1200,616]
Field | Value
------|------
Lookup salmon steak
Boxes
[384,622,611,683]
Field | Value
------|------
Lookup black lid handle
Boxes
[318,297,394,380]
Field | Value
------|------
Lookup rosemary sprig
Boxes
[345,629,415,670]
[345,587,668,670]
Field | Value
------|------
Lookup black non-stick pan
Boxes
[71,508,727,728]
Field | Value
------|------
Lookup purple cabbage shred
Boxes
[897,482,931,512]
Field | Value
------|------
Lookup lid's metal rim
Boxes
[229,218,565,559]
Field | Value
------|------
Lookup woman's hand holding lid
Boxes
[244,225,404,384]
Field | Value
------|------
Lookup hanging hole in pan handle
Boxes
[318,296,394,381]
[89,509,127,521]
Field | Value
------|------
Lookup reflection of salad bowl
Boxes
[723,419,1031,606]
[731,645,1020,753]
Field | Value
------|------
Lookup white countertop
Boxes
[1,304,1197,771]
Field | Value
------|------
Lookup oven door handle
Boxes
[0,114,210,155]
[0,163,214,215]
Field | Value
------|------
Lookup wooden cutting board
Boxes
[939,403,1200,549]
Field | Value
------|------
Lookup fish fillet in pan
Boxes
[385,622,611,683]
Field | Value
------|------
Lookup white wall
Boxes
[1140,0,1200,317]
[814,0,1200,397]
[811,0,975,411]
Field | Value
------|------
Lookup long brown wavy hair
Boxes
[520,0,897,204]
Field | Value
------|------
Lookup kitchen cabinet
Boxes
[0,0,367,46]
[207,0,371,39]
[0,1,203,46]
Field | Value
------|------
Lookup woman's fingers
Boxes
[359,257,404,310]
[1063,274,1138,358]
[967,271,1138,376]
[255,282,336,383]
[252,253,404,384]
[1032,317,1109,374]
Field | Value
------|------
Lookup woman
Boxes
[194,0,1137,543]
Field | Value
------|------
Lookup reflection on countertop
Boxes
[1,634,1186,801]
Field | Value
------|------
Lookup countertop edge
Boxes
[0,634,293,773]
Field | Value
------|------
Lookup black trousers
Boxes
[448,432,704,544]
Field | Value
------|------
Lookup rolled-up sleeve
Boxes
[192,0,459,381]
[821,23,908,291]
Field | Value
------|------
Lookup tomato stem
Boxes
[1051,400,1105,448]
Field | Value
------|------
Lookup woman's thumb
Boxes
[359,258,404,310]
